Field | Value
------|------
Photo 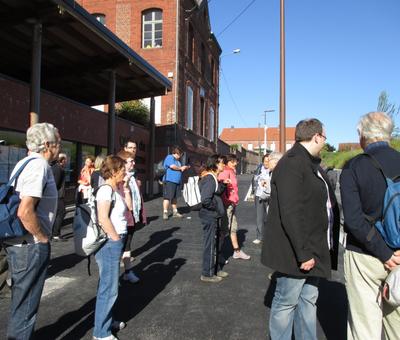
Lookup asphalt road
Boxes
[0,175,347,340]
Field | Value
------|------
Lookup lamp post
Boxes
[262,109,275,155]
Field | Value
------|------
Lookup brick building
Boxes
[78,0,222,164]
[219,127,296,153]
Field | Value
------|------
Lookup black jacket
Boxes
[198,174,226,220]
[261,143,340,278]
[340,142,400,262]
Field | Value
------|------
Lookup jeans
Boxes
[255,196,268,240]
[94,236,125,338]
[200,216,218,277]
[269,274,320,340]
[6,242,50,340]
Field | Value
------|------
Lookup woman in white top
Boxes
[93,155,132,340]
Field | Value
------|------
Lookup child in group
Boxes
[218,154,251,260]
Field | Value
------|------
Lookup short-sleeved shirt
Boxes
[8,153,58,245]
[163,154,182,184]
[96,184,127,235]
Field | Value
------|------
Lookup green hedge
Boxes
[321,138,400,169]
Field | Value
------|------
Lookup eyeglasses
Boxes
[319,133,327,141]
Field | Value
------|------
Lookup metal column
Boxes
[148,96,156,198]
[30,22,42,126]
[107,70,116,154]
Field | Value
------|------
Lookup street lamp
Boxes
[262,109,275,155]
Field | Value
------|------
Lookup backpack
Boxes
[183,176,202,210]
[0,158,36,239]
[73,185,113,258]
[364,153,400,248]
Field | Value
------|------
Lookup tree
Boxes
[323,143,336,152]
[377,91,399,118]
[116,100,150,126]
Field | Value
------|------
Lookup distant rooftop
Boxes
[219,127,296,142]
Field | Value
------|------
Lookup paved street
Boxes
[0,175,348,340]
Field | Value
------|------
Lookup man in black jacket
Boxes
[261,118,339,340]
[340,112,400,340]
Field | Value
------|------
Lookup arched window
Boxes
[142,9,163,48]
[92,13,106,25]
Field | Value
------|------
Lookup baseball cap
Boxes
[383,265,400,307]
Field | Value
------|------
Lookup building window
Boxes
[209,106,215,141]
[186,86,194,130]
[211,58,215,86]
[187,24,194,63]
[200,43,206,74]
[142,9,163,48]
[93,13,106,25]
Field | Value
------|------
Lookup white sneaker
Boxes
[111,320,126,330]
[93,335,119,340]
[123,271,140,283]
[233,249,251,260]
[252,239,261,244]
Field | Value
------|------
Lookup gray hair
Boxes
[94,154,106,170]
[26,122,59,153]
[357,112,393,142]
[269,152,283,163]
[58,153,67,161]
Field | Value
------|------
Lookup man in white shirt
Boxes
[4,122,60,339]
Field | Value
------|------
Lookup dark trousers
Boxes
[52,199,65,237]
[255,196,269,240]
[201,216,221,277]
[6,242,50,340]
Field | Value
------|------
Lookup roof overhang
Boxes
[0,0,172,105]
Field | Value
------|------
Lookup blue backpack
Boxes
[0,158,36,239]
[364,153,400,248]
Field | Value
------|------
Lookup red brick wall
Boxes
[78,0,220,141]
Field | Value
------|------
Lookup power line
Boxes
[216,0,257,37]
[220,67,248,127]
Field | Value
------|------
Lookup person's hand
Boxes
[181,165,190,172]
[123,174,132,187]
[384,251,400,270]
[36,232,49,243]
[223,179,231,184]
[300,258,315,271]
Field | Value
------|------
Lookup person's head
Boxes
[225,153,238,169]
[268,152,283,171]
[58,153,67,168]
[295,118,326,156]
[171,146,183,160]
[26,122,60,162]
[124,140,137,157]
[262,153,270,169]
[94,155,106,171]
[117,150,135,172]
[101,155,126,183]
[204,154,225,173]
[357,112,393,149]
[84,155,95,168]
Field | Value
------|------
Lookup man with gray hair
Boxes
[340,112,400,339]
[3,122,60,339]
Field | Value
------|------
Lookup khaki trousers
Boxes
[344,250,400,340]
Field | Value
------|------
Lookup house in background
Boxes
[219,127,296,154]
[78,0,222,167]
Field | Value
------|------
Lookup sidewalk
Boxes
[0,175,347,339]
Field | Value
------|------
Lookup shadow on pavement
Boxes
[47,253,85,278]
[35,297,96,340]
[115,238,186,322]
[132,227,180,258]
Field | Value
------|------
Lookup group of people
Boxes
[1,111,400,340]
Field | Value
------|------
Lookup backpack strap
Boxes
[362,153,388,181]
[8,157,37,187]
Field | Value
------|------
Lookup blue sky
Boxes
[209,0,400,147]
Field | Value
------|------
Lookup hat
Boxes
[383,265,400,307]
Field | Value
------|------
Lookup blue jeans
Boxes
[200,217,218,277]
[94,236,125,338]
[6,242,50,340]
[269,274,320,340]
